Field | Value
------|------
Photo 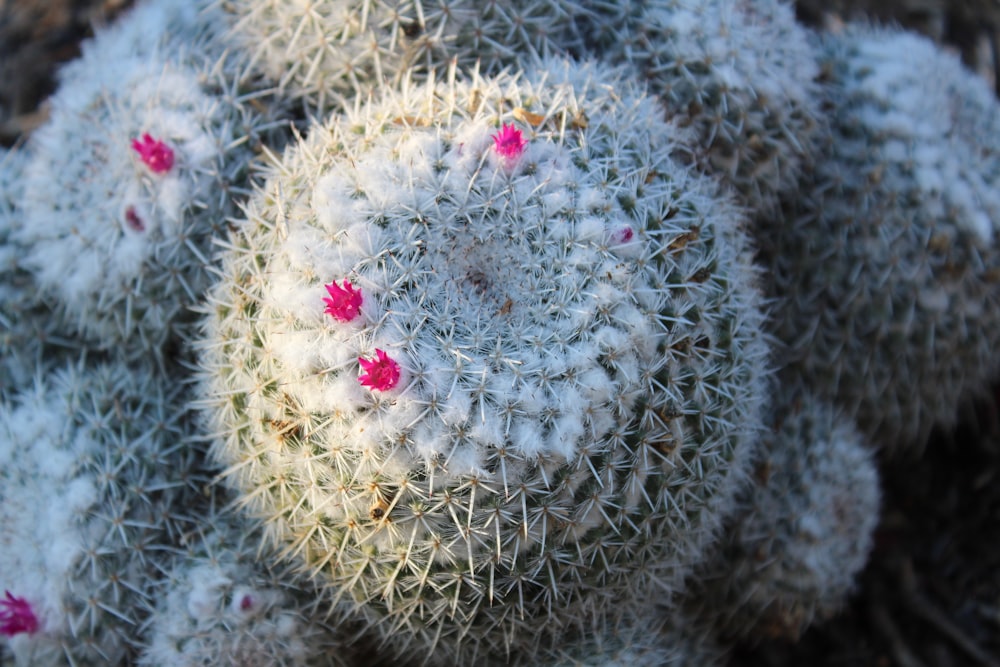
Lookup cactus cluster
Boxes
[196,58,770,663]
[757,24,1000,450]
[6,0,1000,663]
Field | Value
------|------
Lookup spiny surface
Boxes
[0,359,206,666]
[216,0,592,114]
[545,612,727,666]
[0,145,78,397]
[684,383,880,641]
[758,25,1000,450]
[197,60,769,664]
[140,505,358,667]
[590,0,821,213]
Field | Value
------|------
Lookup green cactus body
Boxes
[196,60,769,663]
[685,384,880,640]
[0,360,205,665]
[758,25,1000,450]
[216,0,592,114]
[140,506,358,667]
[592,0,821,213]
[13,0,284,361]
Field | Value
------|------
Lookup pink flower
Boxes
[612,226,634,244]
[131,133,175,173]
[492,123,527,161]
[358,349,401,391]
[0,592,38,637]
[124,205,145,232]
[323,279,363,322]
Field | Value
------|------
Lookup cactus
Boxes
[0,145,84,399]
[195,59,770,664]
[757,24,1000,450]
[216,0,593,114]
[140,502,360,667]
[684,382,880,640]
[0,358,206,666]
[544,615,727,666]
[12,0,286,362]
[590,0,822,213]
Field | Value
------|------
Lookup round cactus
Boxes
[0,359,206,665]
[591,0,822,213]
[757,25,1000,450]
[196,59,770,664]
[216,0,592,114]
[140,505,359,667]
[684,384,880,640]
[13,0,285,361]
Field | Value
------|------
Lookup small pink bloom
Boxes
[492,123,527,161]
[612,226,634,244]
[239,595,254,611]
[0,592,38,637]
[323,279,363,322]
[358,349,401,391]
[131,133,175,173]
[124,205,145,232]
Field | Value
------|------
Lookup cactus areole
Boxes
[198,62,768,661]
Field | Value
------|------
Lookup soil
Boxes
[1,1,998,665]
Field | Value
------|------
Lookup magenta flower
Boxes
[612,226,634,244]
[0,592,38,637]
[131,133,175,173]
[323,279,363,322]
[492,123,527,161]
[358,349,401,391]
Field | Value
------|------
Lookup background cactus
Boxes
[683,382,880,641]
[545,615,727,666]
[0,358,205,666]
[196,59,770,664]
[589,0,822,213]
[12,0,286,362]
[0,146,77,396]
[215,0,594,114]
[757,24,1000,450]
[140,500,360,667]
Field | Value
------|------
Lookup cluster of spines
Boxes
[139,499,359,667]
[591,0,822,213]
[0,358,206,665]
[683,382,880,640]
[215,0,595,114]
